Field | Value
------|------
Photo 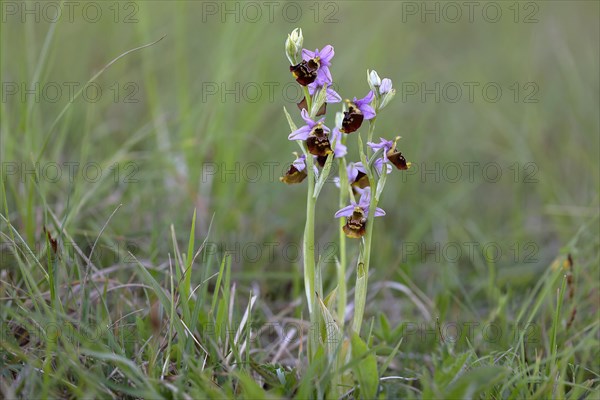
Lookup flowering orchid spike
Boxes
[340,91,376,133]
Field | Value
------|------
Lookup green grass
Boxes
[1,1,599,398]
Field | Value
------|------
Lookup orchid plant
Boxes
[280,29,410,369]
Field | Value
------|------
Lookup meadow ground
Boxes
[1,1,599,398]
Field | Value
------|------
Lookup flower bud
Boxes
[367,69,382,92]
[379,78,392,94]
[285,28,304,65]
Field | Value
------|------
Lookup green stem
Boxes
[337,155,349,327]
[352,190,378,334]
[303,134,317,361]
[353,119,379,334]
[367,117,377,149]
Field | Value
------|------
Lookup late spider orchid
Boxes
[282,28,408,349]
[302,46,335,86]
[341,91,376,133]
[335,187,385,238]
[367,137,394,157]
[280,153,308,184]
[334,159,390,192]
[346,162,369,189]
[369,136,411,170]
[289,59,319,86]
[315,127,346,167]
[288,109,332,157]
[289,45,335,87]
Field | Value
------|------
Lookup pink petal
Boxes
[302,48,316,61]
[300,108,313,125]
[373,207,386,217]
[362,90,375,103]
[334,205,355,218]
[319,45,335,64]
[380,78,392,94]
[347,163,359,183]
[355,162,367,174]
[292,157,306,172]
[326,87,342,103]
[288,126,311,141]
[360,104,376,120]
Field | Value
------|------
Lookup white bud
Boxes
[380,78,393,94]
[367,69,382,94]
[285,28,304,65]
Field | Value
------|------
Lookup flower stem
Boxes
[352,189,378,334]
[353,119,378,334]
[367,117,377,148]
[302,118,317,360]
[337,156,349,328]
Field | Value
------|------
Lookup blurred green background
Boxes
[2,0,598,320]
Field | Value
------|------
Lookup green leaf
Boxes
[422,351,470,398]
[379,313,391,342]
[357,135,375,184]
[352,262,368,333]
[350,331,379,399]
[445,366,508,399]
[132,256,172,316]
[313,152,334,199]
[317,294,342,356]
[183,209,196,299]
[296,345,329,399]
[374,165,387,201]
[283,106,298,132]
[324,286,338,311]
[211,253,230,315]
[367,147,384,171]
[380,338,403,376]
[438,352,469,388]
[310,83,328,118]
[235,371,270,399]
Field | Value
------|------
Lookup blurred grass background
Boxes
[1,0,599,377]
